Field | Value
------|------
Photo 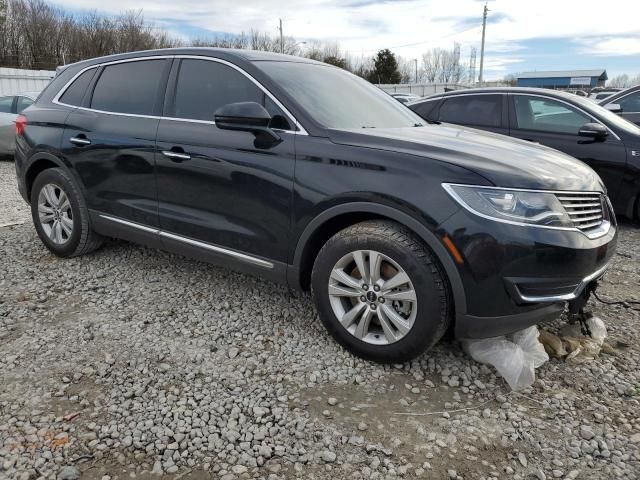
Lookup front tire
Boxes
[30,168,103,257]
[311,221,451,363]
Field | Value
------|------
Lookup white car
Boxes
[0,91,39,156]
[587,88,621,102]
[390,93,421,104]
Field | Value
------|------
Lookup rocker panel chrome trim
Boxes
[98,214,274,269]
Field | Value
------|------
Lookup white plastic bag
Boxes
[463,326,549,391]
[559,316,607,345]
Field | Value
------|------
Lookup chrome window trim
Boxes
[407,91,502,107]
[99,214,274,269]
[514,262,610,303]
[52,54,308,135]
[510,92,621,141]
[442,183,613,240]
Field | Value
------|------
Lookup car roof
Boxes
[407,87,584,105]
[60,47,325,72]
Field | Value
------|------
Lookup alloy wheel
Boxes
[328,249,417,345]
[37,183,73,245]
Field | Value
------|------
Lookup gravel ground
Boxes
[1,160,639,480]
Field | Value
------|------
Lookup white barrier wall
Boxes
[0,67,55,96]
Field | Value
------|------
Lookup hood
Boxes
[328,124,604,192]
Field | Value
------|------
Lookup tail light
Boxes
[15,115,27,136]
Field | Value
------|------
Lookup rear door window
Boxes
[59,68,96,106]
[91,60,166,115]
[438,95,502,128]
[0,96,14,114]
[411,100,439,120]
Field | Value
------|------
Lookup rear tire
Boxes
[311,220,451,363]
[30,168,103,257]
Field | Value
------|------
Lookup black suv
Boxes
[15,49,617,362]
[409,88,640,219]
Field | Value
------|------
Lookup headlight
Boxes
[443,184,573,228]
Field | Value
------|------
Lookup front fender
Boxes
[286,201,467,323]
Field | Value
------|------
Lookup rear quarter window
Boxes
[59,68,97,106]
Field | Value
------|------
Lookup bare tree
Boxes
[421,49,443,83]
[608,74,631,88]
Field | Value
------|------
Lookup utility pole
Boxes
[278,18,284,54]
[478,2,488,85]
[414,59,418,84]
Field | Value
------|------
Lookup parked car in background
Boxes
[588,87,622,101]
[599,85,640,126]
[408,87,640,220]
[15,49,616,362]
[390,92,420,104]
[590,91,615,102]
[0,91,39,157]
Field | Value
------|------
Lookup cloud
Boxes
[49,0,640,79]
[576,36,640,56]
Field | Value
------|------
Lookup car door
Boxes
[61,58,171,228]
[614,91,640,126]
[435,94,508,135]
[0,96,16,154]
[508,93,627,206]
[155,57,297,270]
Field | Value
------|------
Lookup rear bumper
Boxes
[438,206,617,339]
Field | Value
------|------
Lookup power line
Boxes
[352,23,482,54]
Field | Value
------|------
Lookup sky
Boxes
[50,0,640,81]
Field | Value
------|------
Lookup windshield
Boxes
[258,61,425,129]
[570,93,640,136]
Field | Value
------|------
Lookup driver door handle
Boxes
[162,150,191,162]
[69,136,91,146]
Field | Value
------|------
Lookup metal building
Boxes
[0,67,55,96]
[516,69,608,89]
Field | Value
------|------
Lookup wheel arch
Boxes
[24,152,71,202]
[287,202,467,322]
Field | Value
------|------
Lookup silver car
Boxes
[0,91,39,156]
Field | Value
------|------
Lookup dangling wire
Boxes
[592,290,640,312]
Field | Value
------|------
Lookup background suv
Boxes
[15,49,616,362]
[409,88,640,220]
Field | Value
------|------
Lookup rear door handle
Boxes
[69,136,91,146]
[162,150,191,162]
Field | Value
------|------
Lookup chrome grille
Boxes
[556,193,605,231]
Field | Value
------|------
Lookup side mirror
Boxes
[604,103,622,113]
[579,122,608,140]
[214,102,280,143]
